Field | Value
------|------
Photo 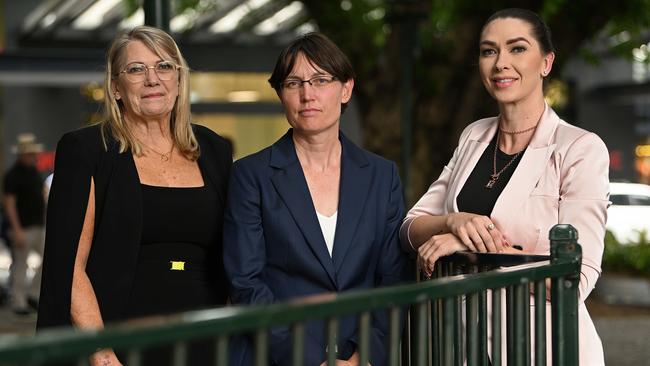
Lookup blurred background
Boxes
[0,0,649,364]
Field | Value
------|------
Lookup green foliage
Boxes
[603,230,650,277]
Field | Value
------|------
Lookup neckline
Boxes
[140,183,205,189]
[316,211,338,219]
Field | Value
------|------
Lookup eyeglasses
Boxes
[281,75,338,91]
[119,61,179,83]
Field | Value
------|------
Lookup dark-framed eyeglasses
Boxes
[281,75,338,91]
[119,60,179,83]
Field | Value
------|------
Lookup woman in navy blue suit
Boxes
[223,33,412,366]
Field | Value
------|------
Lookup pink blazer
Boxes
[401,105,608,365]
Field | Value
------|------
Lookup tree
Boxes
[299,0,650,203]
[142,0,650,203]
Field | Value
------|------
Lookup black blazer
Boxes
[37,124,231,329]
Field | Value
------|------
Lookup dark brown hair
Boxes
[482,8,555,55]
[268,32,355,113]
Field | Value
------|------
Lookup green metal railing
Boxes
[0,224,582,366]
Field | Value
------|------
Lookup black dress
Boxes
[122,180,221,365]
[124,182,220,318]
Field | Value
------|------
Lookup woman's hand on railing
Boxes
[418,233,467,278]
[445,212,505,253]
[89,349,122,366]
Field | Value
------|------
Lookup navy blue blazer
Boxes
[223,129,412,366]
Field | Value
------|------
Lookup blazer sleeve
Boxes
[224,160,310,365]
[37,132,94,329]
[223,159,276,305]
[558,132,609,301]
[399,125,474,253]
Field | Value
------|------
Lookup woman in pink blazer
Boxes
[400,8,608,365]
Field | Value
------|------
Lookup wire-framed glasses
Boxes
[281,75,338,91]
[119,61,179,83]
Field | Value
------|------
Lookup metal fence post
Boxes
[549,224,581,366]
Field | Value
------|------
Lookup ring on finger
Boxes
[486,223,495,231]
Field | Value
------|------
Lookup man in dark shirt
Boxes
[3,134,45,314]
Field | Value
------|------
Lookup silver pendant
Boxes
[486,175,498,189]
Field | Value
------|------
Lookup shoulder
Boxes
[233,145,273,171]
[555,120,608,157]
[192,124,231,157]
[193,124,228,147]
[461,117,496,140]
[57,124,107,159]
[341,135,398,175]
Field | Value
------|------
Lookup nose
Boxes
[144,66,160,85]
[495,51,509,71]
[299,81,316,101]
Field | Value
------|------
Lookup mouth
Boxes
[492,77,518,88]
[142,93,165,99]
[299,108,320,115]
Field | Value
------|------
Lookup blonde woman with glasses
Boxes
[37,26,232,366]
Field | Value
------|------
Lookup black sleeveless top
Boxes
[123,178,221,319]
[457,132,525,216]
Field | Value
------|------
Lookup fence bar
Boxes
[491,288,502,366]
[466,292,479,366]
[513,284,526,366]
[76,357,90,366]
[431,298,441,366]
[523,283,532,366]
[327,317,338,366]
[506,285,514,366]
[388,307,401,366]
[550,224,581,366]
[534,281,546,366]
[358,312,371,366]
[478,289,488,366]
[402,307,411,366]
[454,294,463,366]
[291,323,305,366]
[173,341,187,366]
[254,329,267,366]
[216,335,229,366]
[443,297,455,365]
[126,349,142,366]
[414,302,428,366]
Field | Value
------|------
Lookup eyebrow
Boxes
[286,72,328,79]
[480,37,532,47]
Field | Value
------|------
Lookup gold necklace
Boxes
[485,130,523,189]
[499,124,538,135]
[136,138,174,162]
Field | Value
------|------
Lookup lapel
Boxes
[491,104,559,222]
[448,121,497,213]
[331,134,371,272]
[269,130,338,286]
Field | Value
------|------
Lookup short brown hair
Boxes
[268,32,355,113]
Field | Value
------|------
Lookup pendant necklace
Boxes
[485,130,522,189]
[137,138,174,162]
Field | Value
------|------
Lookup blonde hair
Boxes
[102,25,199,160]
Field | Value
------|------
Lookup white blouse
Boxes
[316,211,338,257]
